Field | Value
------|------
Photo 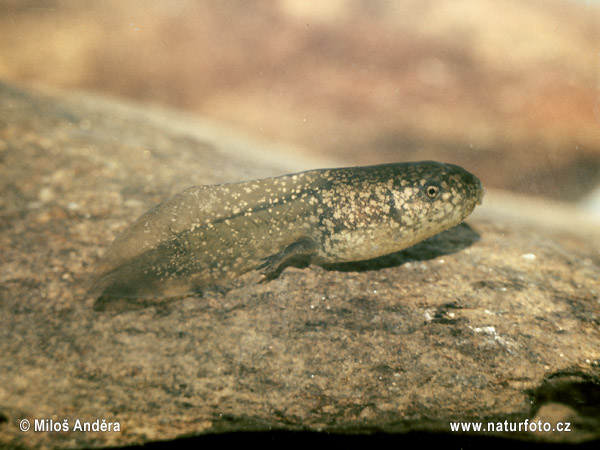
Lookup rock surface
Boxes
[0,82,599,449]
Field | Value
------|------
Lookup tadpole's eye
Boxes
[423,183,441,200]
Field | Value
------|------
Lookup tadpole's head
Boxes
[389,161,484,243]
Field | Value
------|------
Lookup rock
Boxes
[0,81,598,449]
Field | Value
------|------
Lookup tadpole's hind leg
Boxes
[257,237,318,282]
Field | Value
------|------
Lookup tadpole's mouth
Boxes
[476,185,485,205]
[461,169,484,207]
[459,178,484,221]
[469,173,485,206]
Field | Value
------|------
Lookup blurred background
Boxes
[1,0,599,208]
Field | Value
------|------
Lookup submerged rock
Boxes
[0,82,598,449]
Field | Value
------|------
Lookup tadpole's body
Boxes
[91,162,484,305]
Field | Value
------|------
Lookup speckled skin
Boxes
[91,161,484,303]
